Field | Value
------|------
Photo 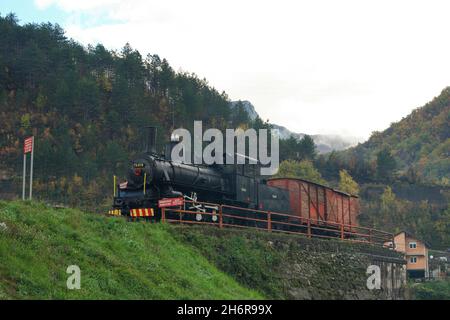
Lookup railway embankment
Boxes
[0,200,407,299]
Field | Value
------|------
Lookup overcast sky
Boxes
[3,0,450,141]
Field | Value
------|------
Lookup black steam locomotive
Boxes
[111,127,290,219]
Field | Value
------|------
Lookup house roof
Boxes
[394,231,431,248]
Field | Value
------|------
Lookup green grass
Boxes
[169,226,288,299]
[412,279,450,300]
[0,200,262,299]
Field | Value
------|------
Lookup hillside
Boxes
[0,200,407,300]
[0,200,261,299]
[339,88,450,186]
[0,13,347,208]
[0,14,259,207]
[314,89,450,250]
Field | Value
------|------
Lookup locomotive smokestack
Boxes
[143,126,157,154]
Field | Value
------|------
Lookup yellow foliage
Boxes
[338,169,359,195]
[72,174,83,187]
[275,160,326,185]
[20,114,31,129]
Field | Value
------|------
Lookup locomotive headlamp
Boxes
[133,162,145,176]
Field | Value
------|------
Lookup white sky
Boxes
[34,0,450,141]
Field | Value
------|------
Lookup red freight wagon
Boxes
[267,178,360,229]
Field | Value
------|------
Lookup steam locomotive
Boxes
[110,127,360,230]
[111,127,290,218]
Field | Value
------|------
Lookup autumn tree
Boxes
[338,169,359,195]
[275,160,326,185]
[379,186,401,230]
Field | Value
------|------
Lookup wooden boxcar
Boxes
[267,178,360,228]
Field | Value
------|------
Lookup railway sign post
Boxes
[22,136,34,200]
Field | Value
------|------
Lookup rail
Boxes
[160,200,394,248]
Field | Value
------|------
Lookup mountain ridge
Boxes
[230,100,361,153]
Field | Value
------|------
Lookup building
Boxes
[386,231,429,278]
[428,251,449,280]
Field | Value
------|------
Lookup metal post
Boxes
[348,197,352,228]
[299,183,302,216]
[22,153,27,200]
[143,173,147,195]
[113,175,117,197]
[307,184,311,220]
[307,184,312,238]
[341,196,344,226]
[316,185,319,219]
[29,136,34,200]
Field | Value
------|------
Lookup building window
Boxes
[409,242,417,249]
[410,257,417,264]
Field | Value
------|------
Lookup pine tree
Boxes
[298,135,316,160]
[376,148,397,180]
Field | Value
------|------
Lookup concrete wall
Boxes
[274,237,408,299]
[370,256,408,300]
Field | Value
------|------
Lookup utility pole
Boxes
[22,150,26,200]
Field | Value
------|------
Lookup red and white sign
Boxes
[119,181,128,189]
[24,136,33,154]
[158,197,184,208]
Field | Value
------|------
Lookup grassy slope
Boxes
[411,280,450,300]
[0,201,261,299]
[169,226,287,299]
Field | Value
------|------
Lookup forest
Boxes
[0,13,448,249]
[0,13,262,206]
